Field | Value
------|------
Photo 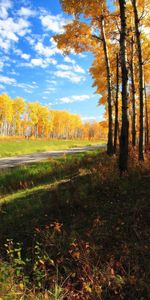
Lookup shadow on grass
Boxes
[0,150,105,196]
[0,152,150,298]
[0,157,149,258]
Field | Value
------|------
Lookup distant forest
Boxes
[0,93,107,140]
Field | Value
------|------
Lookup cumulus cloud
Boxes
[57,63,85,74]
[21,53,30,60]
[0,17,31,51]
[40,13,71,34]
[54,61,86,82]
[54,70,85,83]
[34,41,61,57]
[0,0,12,20]
[64,56,76,64]
[59,94,90,104]
[0,74,16,84]
[17,7,36,18]
[30,58,43,67]
[20,56,57,68]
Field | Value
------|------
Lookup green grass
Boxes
[0,151,149,299]
[0,138,103,157]
[0,149,103,196]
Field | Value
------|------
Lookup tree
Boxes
[54,0,114,155]
[118,0,129,172]
[131,0,145,160]
[114,53,119,154]
[12,97,25,136]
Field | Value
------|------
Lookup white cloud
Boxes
[18,7,36,18]
[54,70,85,83]
[59,94,90,104]
[56,64,71,71]
[11,81,39,94]
[9,70,19,76]
[74,65,85,74]
[0,61,4,71]
[25,35,35,46]
[0,75,16,84]
[0,17,31,51]
[30,58,43,67]
[15,82,38,89]
[21,56,57,68]
[64,56,76,64]
[56,63,85,74]
[34,41,59,57]
[46,80,57,85]
[44,87,56,93]
[0,37,10,50]
[13,48,31,60]
[14,48,22,55]
[0,0,12,20]
[40,13,71,34]
[21,53,30,60]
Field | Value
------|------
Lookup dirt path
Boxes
[0,145,105,169]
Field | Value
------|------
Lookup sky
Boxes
[0,0,107,122]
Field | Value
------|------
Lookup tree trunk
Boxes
[130,36,136,146]
[119,0,129,173]
[101,15,113,155]
[145,85,149,146]
[132,0,144,160]
[114,53,119,154]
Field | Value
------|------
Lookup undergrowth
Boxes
[0,150,149,299]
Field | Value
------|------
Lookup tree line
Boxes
[54,0,150,172]
[0,93,107,140]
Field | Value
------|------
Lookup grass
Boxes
[0,138,103,158]
[0,150,149,299]
[0,149,103,196]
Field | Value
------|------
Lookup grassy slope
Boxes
[0,139,102,157]
[0,151,149,299]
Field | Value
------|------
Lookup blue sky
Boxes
[0,0,107,122]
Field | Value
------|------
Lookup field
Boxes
[0,149,149,299]
[0,138,102,158]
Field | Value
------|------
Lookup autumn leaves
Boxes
[0,94,107,140]
[54,0,150,172]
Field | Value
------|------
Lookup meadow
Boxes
[0,149,149,299]
[0,138,101,158]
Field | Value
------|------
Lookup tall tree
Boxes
[130,36,136,146]
[118,0,129,172]
[54,0,114,155]
[100,14,113,155]
[114,53,119,154]
[145,85,149,146]
[131,0,145,160]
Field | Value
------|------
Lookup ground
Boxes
[0,138,101,157]
[0,150,149,299]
